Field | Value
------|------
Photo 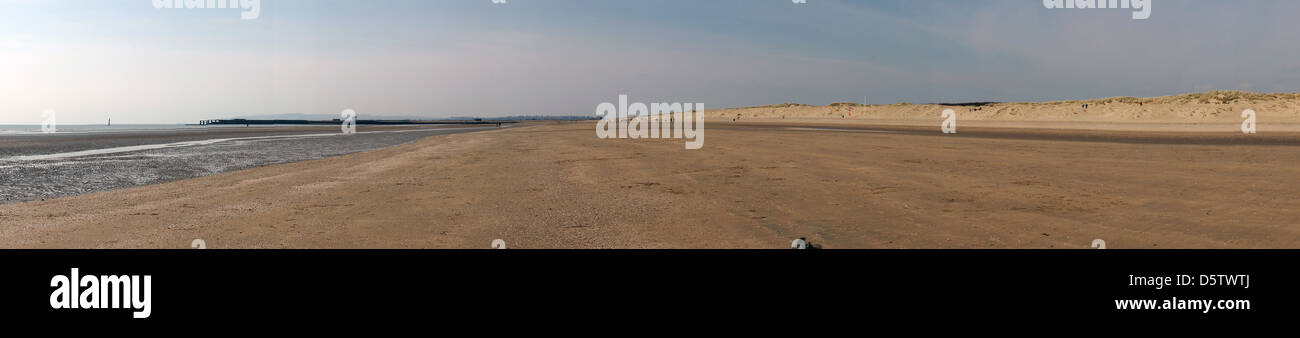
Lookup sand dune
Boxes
[708,91,1300,126]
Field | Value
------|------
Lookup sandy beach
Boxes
[2,105,1298,248]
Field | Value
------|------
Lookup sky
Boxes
[1,0,1298,124]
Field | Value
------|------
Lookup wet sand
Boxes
[0,125,500,204]
[1,120,1296,248]
[0,125,487,157]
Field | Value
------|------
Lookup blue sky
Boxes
[2,0,1297,123]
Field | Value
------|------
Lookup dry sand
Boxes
[1,114,1298,248]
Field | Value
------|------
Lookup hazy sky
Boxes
[2,0,1297,123]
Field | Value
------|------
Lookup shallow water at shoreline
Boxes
[0,125,496,204]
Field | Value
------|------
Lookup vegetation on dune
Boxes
[1158,91,1300,104]
[751,102,809,108]
[1091,96,1143,104]
[1043,91,1300,105]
